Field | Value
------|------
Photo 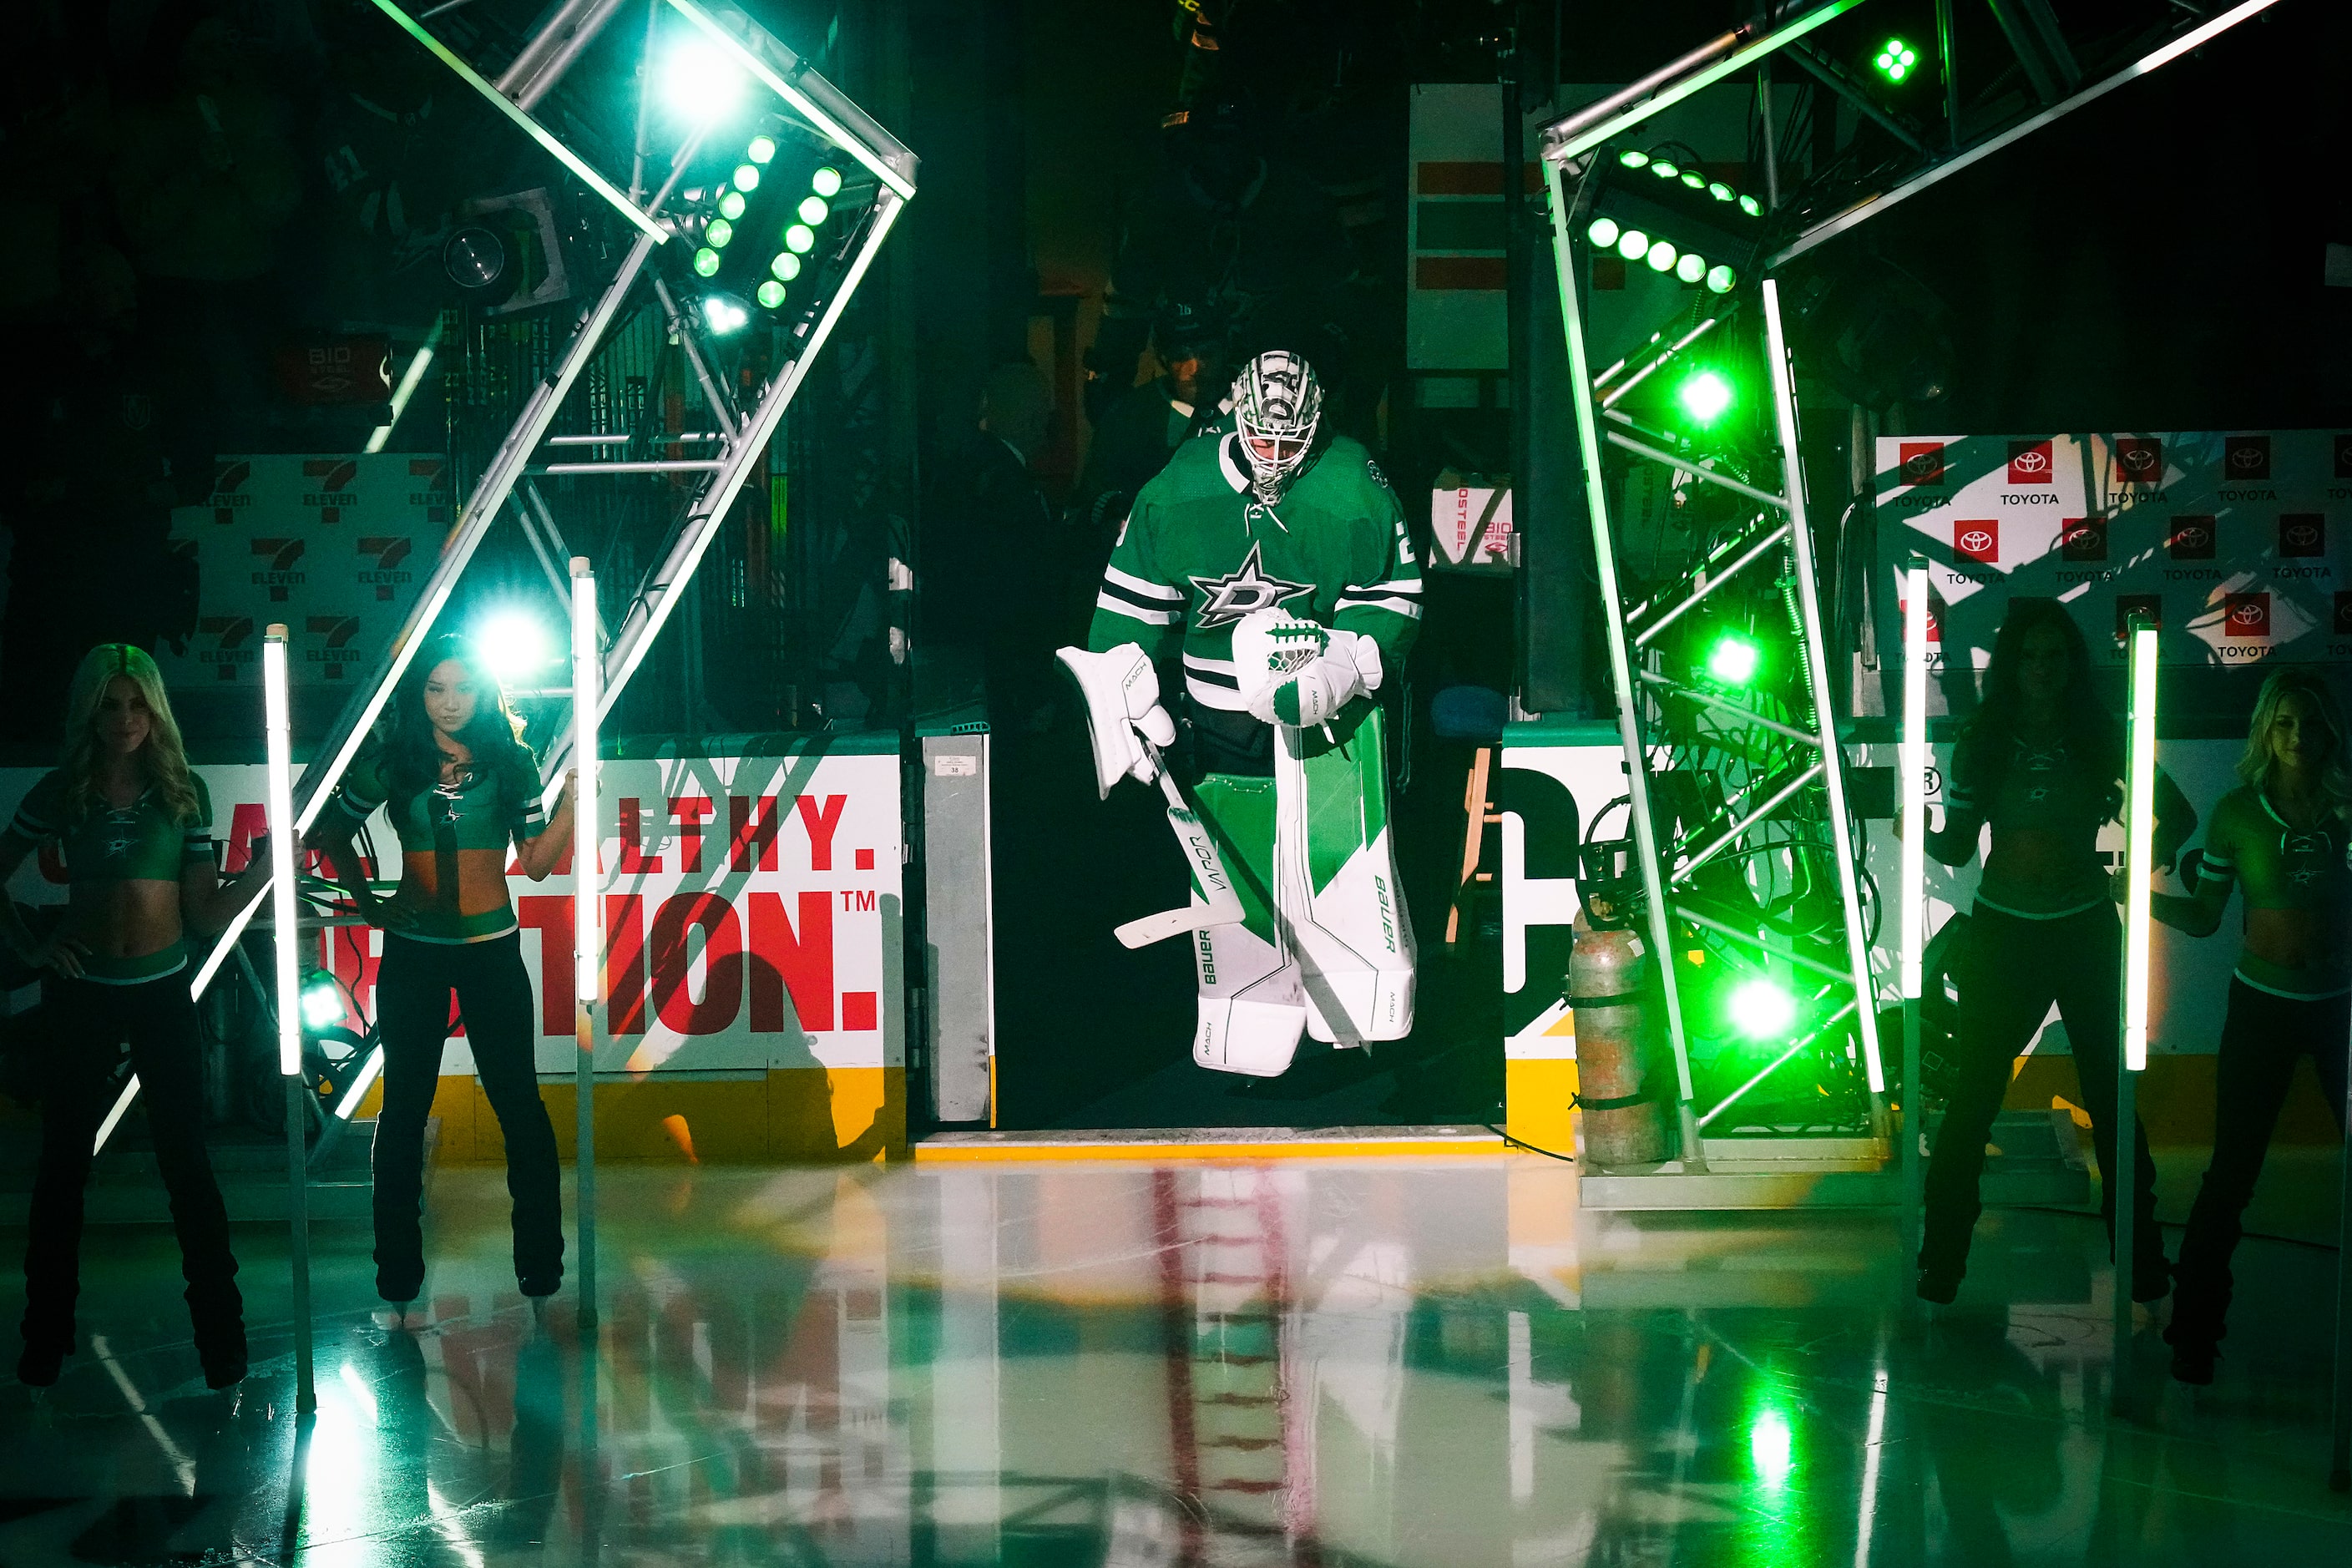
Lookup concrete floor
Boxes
[2,1154,2349,1566]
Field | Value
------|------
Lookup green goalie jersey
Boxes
[1087,429,1422,712]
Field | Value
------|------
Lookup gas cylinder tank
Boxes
[1569,908,1670,1168]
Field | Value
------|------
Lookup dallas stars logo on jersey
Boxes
[1088,429,1424,716]
[1190,544,1313,629]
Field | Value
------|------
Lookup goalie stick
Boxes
[1113,736,1250,949]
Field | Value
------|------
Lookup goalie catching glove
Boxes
[1056,643,1177,797]
[1231,609,1384,728]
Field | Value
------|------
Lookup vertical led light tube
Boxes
[571,558,600,1002]
[262,624,315,1414]
[569,556,600,1330]
[264,629,301,1078]
[2121,619,2158,1070]
[1899,561,1929,1000]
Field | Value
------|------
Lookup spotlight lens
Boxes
[1680,169,1705,189]
[1617,149,1650,169]
[661,40,742,121]
[1706,264,1737,294]
[300,978,343,1031]
[477,609,549,681]
[771,251,802,281]
[1616,229,1649,261]
[692,246,721,277]
[706,218,734,249]
[1678,369,1735,426]
[718,190,746,220]
[798,195,830,225]
[1738,194,1763,217]
[1676,251,1706,284]
[732,164,761,192]
[784,223,816,255]
[1729,978,1796,1039]
[703,296,748,336]
[1646,240,1677,272]
[811,165,843,198]
[1587,216,1621,249]
[756,280,787,309]
[1708,181,1734,202]
[1650,159,1679,180]
[1707,633,1760,685]
[747,134,776,164]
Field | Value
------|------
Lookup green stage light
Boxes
[1616,228,1649,261]
[1706,263,1738,294]
[299,972,344,1031]
[1875,38,1919,83]
[1646,240,1677,272]
[1617,148,1650,169]
[1680,169,1706,190]
[1729,978,1796,1039]
[1676,251,1707,284]
[811,165,844,199]
[1708,181,1734,202]
[702,295,749,336]
[746,134,776,164]
[1650,159,1680,180]
[756,280,787,309]
[798,195,831,225]
[732,163,761,191]
[1677,368,1734,427]
[1588,216,1621,249]
[718,190,746,220]
[706,218,734,248]
[661,38,743,121]
[783,222,816,255]
[1707,632,1760,685]
[692,246,721,277]
[1738,194,1763,217]
[770,251,802,281]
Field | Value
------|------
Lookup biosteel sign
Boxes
[0,747,901,1078]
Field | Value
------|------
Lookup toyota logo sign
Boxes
[2011,449,2048,474]
[2230,601,2265,626]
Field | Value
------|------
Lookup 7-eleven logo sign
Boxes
[199,615,256,680]
[306,615,364,680]
[250,539,306,600]
[358,535,414,600]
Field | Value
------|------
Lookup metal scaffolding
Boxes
[91,0,915,1155]
[1533,0,2283,1206]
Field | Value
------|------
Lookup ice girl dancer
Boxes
[2152,668,2350,1383]
[311,634,574,1310]
[1,645,269,1388]
[1914,600,2192,1304]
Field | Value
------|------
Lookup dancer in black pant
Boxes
[0,645,270,1388]
[1913,601,2192,1304]
[2151,668,2350,1383]
[311,634,575,1311]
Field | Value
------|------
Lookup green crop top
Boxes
[3,770,213,984]
[2194,785,2351,998]
[1943,729,2192,918]
[331,751,548,943]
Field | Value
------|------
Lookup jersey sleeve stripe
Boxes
[1095,590,1180,625]
[1337,595,1424,620]
[1101,564,1184,603]
[1343,578,1424,596]
[7,809,52,840]
[1098,576,1186,614]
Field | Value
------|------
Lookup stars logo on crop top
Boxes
[1189,544,1313,630]
[2284,830,2329,886]
[100,805,140,861]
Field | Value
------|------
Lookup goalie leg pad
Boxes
[1187,772,1306,1076]
[1274,706,1416,1045]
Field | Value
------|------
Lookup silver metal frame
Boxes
[85,0,916,1156]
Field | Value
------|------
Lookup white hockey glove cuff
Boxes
[1233,610,1383,728]
[1056,643,1176,798]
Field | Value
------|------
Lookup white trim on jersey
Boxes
[1185,675,1252,711]
[1182,651,1242,692]
[1337,579,1426,620]
[1096,563,1186,625]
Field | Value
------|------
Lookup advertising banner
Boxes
[0,747,902,1079]
[1875,432,2352,687]
[163,454,447,690]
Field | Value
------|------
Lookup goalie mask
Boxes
[1232,350,1323,504]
